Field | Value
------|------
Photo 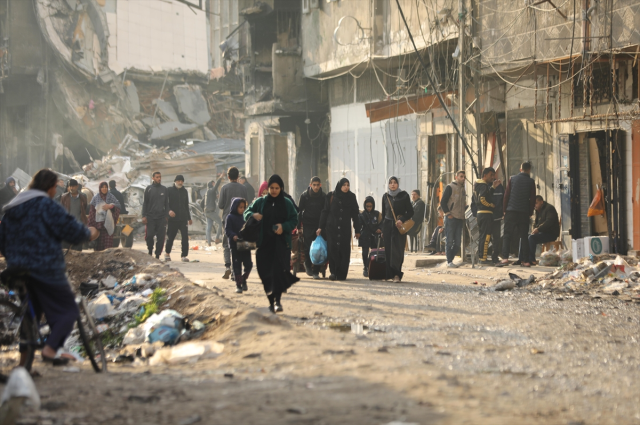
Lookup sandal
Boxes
[42,355,70,366]
[495,261,510,267]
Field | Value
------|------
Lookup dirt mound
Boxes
[64,248,237,329]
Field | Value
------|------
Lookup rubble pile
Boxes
[63,249,236,366]
[529,254,640,300]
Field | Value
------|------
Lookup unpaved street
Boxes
[3,242,640,425]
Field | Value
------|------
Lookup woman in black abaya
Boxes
[317,178,361,280]
[381,176,414,282]
[244,175,299,313]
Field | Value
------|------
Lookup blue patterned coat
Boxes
[0,196,90,285]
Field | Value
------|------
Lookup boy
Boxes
[358,196,382,277]
[225,198,253,293]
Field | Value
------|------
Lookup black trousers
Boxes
[328,236,351,280]
[22,278,79,352]
[491,219,502,262]
[302,224,322,274]
[408,225,422,252]
[362,246,370,269]
[476,213,494,261]
[166,220,189,257]
[383,220,407,280]
[231,245,253,284]
[146,218,167,257]
[501,211,530,263]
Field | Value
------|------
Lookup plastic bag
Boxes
[310,235,328,265]
[538,249,560,267]
[104,209,115,235]
[560,250,573,266]
[587,187,605,217]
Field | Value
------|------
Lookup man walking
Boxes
[239,176,256,203]
[109,180,128,214]
[497,162,536,267]
[165,175,192,262]
[491,178,505,263]
[218,167,247,279]
[60,179,88,251]
[473,167,501,264]
[142,171,169,259]
[408,190,426,253]
[298,176,326,279]
[440,170,466,268]
[204,180,222,246]
[528,195,560,265]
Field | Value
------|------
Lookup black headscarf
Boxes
[263,174,287,234]
[334,178,350,199]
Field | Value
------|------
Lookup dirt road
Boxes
[4,241,640,425]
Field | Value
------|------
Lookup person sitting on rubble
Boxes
[60,179,88,251]
[88,182,121,252]
[528,195,560,266]
[0,169,99,366]
[225,197,253,294]
[109,180,128,215]
[165,175,192,262]
[425,206,446,256]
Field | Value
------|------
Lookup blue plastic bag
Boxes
[310,235,328,265]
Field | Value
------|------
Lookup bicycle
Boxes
[0,269,107,373]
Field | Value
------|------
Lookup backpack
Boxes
[470,192,478,217]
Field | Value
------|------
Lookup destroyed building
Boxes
[0,0,245,185]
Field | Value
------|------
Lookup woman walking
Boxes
[317,178,361,281]
[381,176,413,282]
[88,181,121,251]
[244,175,299,313]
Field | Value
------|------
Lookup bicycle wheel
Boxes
[0,299,38,372]
[76,298,107,372]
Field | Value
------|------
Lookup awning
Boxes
[364,92,454,123]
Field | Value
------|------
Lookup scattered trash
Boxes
[538,249,560,267]
[0,367,40,415]
[530,348,544,354]
[62,367,80,373]
[149,341,224,366]
[178,415,202,425]
[101,275,118,289]
[88,293,115,319]
[491,280,515,291]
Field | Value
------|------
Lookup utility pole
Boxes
[458,0,465,174]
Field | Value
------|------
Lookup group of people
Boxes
[433,162,560,268]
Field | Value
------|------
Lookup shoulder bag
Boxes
[386,194,415,235]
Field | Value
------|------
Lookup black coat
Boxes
[381,191,414,224]
[298,187,326,229]
[110,188,128,214]
[408,198,425,236]
[319,190,361,240]
[534,202,560,238]
[167,185,191,222]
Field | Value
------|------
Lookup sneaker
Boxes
[312,273,320,280]
[392,275,401,283]
[181,257,189,262]
[329,274,337,281]
[268,305,275,314]
[241,281,248,291]
[235,286,243,294]
[305,268,313,277]
[479,259,494,265]
[222,268,231,279]
[155,255,161,260]
[274,302,283,313]
[363,268,369,278]
[164,254,171,262]
[447,262,458,268]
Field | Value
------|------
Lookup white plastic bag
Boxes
[104,209,115,236]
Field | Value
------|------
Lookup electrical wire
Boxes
[394,0,479,178]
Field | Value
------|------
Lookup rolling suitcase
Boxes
[368,236,386,281]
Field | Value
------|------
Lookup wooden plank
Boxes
[365,93,452,123]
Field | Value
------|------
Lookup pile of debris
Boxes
[63,249,234,366]
[530,254,640,299]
